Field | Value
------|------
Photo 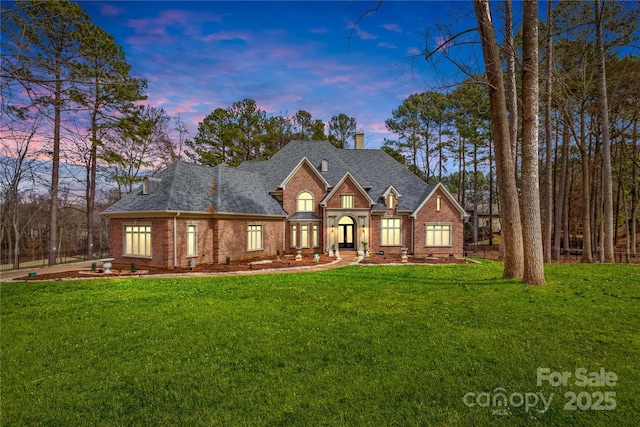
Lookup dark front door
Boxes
[338,217,355,249]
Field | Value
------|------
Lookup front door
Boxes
[338,216,355,249]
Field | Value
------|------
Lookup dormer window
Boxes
[321,159,328,172]
[142,177,149,195]
[388,193,395,209]
[297,191,314,212]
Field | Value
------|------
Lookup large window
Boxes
[124,225,152,257]
[425,224,452,246]
[341,195,355,209]
[313,224,319,247]
[186,224,197,257]
[300,224,310,248]
[247,225,263,251]
[381,218,401,246]
[297,191,314,212]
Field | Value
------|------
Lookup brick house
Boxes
[102,137,468,268]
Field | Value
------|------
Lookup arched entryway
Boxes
[338,216,355,249]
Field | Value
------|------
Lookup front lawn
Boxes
[1,262,639,426]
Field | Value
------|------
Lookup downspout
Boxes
[174,212,181,268]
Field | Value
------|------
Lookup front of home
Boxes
[102,137,468,268]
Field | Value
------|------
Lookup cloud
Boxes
[381,23,402,33]
[378,42,397,49]
[100,4,123,16]
[356,29,377,40]
[309,27,328,34]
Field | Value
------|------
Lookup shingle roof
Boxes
[240,140,436,212]
[104,140,440,217]
[103,161,286,216]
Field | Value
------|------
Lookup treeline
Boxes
[185,99,358,167]
[1,0,178,267]
[414,0,640,283]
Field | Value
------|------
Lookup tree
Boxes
[2,0,93,265]
[186,108,236,166]
[595,0,614,263]
[520,0,546,285]
[472,0,524,279]
[71,25,146,259]
[101,106,171,197]
[328,114,357,148]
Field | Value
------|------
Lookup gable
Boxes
[280,157,330,191]
[412,182,468,219]
[321,172,374,208]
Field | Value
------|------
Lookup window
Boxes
[313,224,319,247]
[388,193,395,209]
[142,177,149,195]
[436,196,442,212]
[186,224,197,257]
[425,224,452,247]
[297,191,314,212]
[342,195,354,209]
[124,225,152,257]
[247,225,263,251]
[300,224,309,248]
[381,218,401,246]
[291,224,298,247]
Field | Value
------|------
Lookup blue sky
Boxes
[80,1,479,149]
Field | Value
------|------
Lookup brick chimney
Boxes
[354,132,364,149]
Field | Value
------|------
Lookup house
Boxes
[465,202,501,234]
[102,137,468,268]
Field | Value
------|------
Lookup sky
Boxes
[80,0,481,149]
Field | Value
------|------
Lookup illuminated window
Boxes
[313,224,319,247]
[388,193,395,209]
[436,196,442,212]
[381,218,401,246]
[425,224,452,247]
[300,224,310,248]
[124,225,152,257]
[186,224,197,257]
[297,191,314,212]
[291,224,298,247]
[342,195,355,208]
[247,225,263,251]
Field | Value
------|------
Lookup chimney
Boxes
[354,132,364,149]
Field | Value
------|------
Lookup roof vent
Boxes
[321,159,328,172]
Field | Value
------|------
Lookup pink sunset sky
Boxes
[80,0,478,148]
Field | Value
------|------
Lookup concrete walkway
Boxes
[0,260,97,282]
[0,253,362,282]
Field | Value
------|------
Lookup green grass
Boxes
[1,262,639,426]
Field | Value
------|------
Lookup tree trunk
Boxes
[553,122,569,260]
[504,0,518,170]
[543,0,554,263]
[520,0,546,285]
[473,0,524,279]
[632,121,638,256]
[48,64,61,267]
[596,0,615,263]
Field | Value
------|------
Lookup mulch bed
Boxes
[18,254,336,281]
[358,254,469,265]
